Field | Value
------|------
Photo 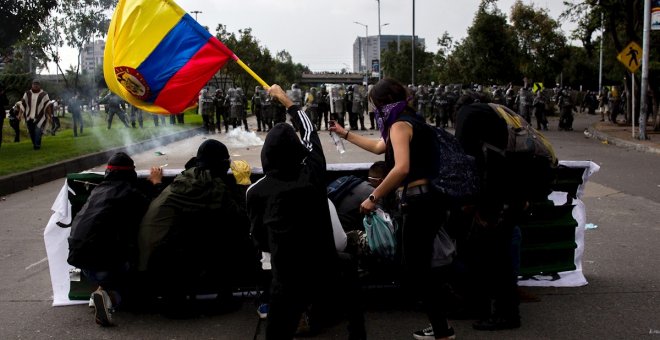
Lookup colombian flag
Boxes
[104,0,237,114]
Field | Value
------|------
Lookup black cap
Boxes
[195,140,230,174]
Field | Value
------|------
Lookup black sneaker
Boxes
[473,317,520,331]
[92,289,115,327]
[412,325,434,340]
[413,325,456,340]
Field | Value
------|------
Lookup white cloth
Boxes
[43,180,86,306]
[518,160,600,288]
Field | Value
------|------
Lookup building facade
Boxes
[352,35,425,74]
[80,40,105,74]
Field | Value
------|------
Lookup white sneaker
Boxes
[92,289,114,327]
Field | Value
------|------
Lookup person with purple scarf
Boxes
[330,78,455,340]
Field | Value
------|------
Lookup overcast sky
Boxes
[45,0,578,74]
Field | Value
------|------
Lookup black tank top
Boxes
[385,113,435,185]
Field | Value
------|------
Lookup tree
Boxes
[444,1,521,84]
[509,1,567,85]
[381,40,435,84]
[214,25,308,97]
[562,0,660,129]
[0,0,57,56]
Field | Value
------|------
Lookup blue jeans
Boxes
[82,262,130,305]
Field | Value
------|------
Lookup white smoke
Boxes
[223,127,264,148]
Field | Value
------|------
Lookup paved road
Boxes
[1,113,659,339]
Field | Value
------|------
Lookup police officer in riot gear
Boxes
[515,85,533,123]
[504,83,516,111]
[214,88,229,133]
[259,86,273,132]
[305,87,321,130]
[330,85,345,127]
[345,85,357,130]
[199,87,215,133]
[431,85,445,128]
[556,87,574,131]
[236,87,249,130]
[532,89,548,131]
[351,84,367,130]
[318,85,330,130]
[252,86,264,132]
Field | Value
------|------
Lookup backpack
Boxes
[398,115,481,206]
[484,103,558,201]
[327,175,364,205]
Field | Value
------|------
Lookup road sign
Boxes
[532,82,544,93]
[617,41,642,73]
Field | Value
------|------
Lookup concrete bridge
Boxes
[300,73,368,85]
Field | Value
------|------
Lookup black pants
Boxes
[72,111,83,136]
[266,255,365,340]
[9,117,20,142]
[463,222,520,321]
[130,110,143,128]
[108,110,129,129]
[399,190,451,334]
[26,119,42,149]
[153,114,166,126]
[559,108,573,130]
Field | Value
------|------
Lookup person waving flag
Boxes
[104,0,268,114]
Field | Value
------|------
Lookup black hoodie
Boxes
[246,106,338,294]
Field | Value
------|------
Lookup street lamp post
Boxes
[379,23,389,79]
[354,21,368,76]
[377,0,381,80]
[412,0,415,86]
[190,10,202,21]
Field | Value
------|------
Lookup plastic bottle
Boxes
[330,131,346,154]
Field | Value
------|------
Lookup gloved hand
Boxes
[230,160,252,185]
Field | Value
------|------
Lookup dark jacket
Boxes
[247,106,338,295]
[68,178,150,271]
[138,167,249,273]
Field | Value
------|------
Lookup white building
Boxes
[352,35,425,74]
[80,40,105,74]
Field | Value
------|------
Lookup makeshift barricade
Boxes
[44,161,597,306]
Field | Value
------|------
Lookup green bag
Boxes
[363,209,397,260]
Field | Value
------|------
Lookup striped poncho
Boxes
[19,90,52,131]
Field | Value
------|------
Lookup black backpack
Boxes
[398,115,480,206]
[327,175,365,205]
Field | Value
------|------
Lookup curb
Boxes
[587,123,660,155]
[0,127,204,196]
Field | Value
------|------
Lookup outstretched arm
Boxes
[329,120,386,154]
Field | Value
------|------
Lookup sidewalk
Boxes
[587,116,660,154]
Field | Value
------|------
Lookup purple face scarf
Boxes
[375,100,408,142]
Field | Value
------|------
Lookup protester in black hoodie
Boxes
[247,85,365,340]
[68,152,163,327]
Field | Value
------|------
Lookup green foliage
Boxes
[381,40,436,85]
[0,0,57,54]
[0,112,203,177]
[510,1,567,84]
[447,4,521,84]
[214,25,309,98]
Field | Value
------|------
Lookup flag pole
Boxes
[234,58,270,89]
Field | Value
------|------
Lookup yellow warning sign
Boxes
[617,41,642,73]
[532,82,544,93]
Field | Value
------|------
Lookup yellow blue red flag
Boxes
[104,0,237,114]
